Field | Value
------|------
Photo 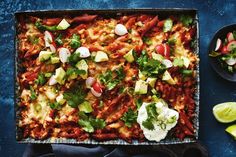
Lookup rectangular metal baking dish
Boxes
[14,8,199,145]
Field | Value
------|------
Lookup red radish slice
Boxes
[115,24,128,36]
[59,48,71,63]
[91,87,102,97]
[227,40,236,52]
[227,32,234,42]
[163,44,170,57]
[156,44,165,55]
[75,47,90,58]
[44,31,53,47]
[226,58,236,66]
[49,75,57,85]
[215,38,222,51]
[49,44,56,53]
[86,77,96,88]
[92,82,103,93]
[221,46,229,54]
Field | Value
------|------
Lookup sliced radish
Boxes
[162,59,173,68]
[92,82,103,93]
[115,24,128,36]
[91,87,102,97]
[221,46,229,54]
[227,40,236,52]
[156,44,165,55]
[215,38,222,51]
[44,31,53,47]
[49,43,56,53]
[86,77,96,88]
[226,58,236,65]
[163,44,170,58]
[75,47,90,58]
[49,75,57,85]
[59,48,71,63]
[227,32,235,42]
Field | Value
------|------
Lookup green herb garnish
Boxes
[70,34,81,49]
[35,21,57,31]
[180,15,193,27]
[121,108,138,127]
[30,86,37,100]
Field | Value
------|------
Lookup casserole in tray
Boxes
[15,9,199,145]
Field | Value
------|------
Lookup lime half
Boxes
[226,124,236,139]
[213,102,236,123]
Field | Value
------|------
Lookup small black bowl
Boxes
[208,24,236,82]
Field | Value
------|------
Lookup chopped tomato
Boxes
[92,82,103,93]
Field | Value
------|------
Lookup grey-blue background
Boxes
[0,0,236,156]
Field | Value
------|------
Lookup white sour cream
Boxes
[137,101,179,142]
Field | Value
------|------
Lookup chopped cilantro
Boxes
[233,31,236,40]
[167,38,176,45]
[142,36,152,45]
[180,15,193,27]
[29,86,37,100]
[99,67,125,90]
[121,109,138,127]
[66,67,86,78]
[49,102,61,110]
[135,98,143,109]
[70,34,81,49]
[55,34,63,45]
[63,84,86,108]
[181,70,193,76]
[68,52,81,64]
[78,111,106,133]
[142,103,158,130]
[35,73,46,85]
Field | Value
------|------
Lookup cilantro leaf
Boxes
[29,86,37,100]
[180,15,193,27]
[121,109,138,127]
[68,53,81,64]
[63,84,86,108]
[135,98,143,109]
[55,34,63,45]
[70,34,81,49]
[49,102,61,110]
[142,36,152,45]
[35,73,46,85]
[78,111,106,133]
[66,67,86,78]
[142,119,155,130]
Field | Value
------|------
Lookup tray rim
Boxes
[14,8,200,145]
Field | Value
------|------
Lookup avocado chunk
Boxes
[56,19,70,30]
[134,80,148,94]
[124,49,134,63]
[152,52,164,62]
[146,78,157,88]
[94,51,109,62]
[76,59,88,79]
[39,51,53,62]
[54,67,66,85]
[50,56,60,64]
[78,101,93,113]
[162,70,176,85]
[138,70,147,81]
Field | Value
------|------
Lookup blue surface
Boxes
[0,0,236,156]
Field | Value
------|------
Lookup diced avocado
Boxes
[76,59,88,79]
[56,19,70,30]
[181,56,190,68]
[152,95,160,102]
[134,80,148,94]
[78,101,93,113]
[39,51,53,62]
[162,70,176,85]
[50,56,60,64]
[56,93,66,105]
[138,70,147,81]
[45,87,57,100]
[94,51,109,62]
[152,52,164,62]
[54,67,66,85]
[146,78,157,88]
[124,49,134,63]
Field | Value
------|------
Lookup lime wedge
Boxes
[212,102,236,123]
[225,124,236,139]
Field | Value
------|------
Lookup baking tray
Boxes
[14,8,200,145]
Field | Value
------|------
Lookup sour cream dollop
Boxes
[137,101,179,142]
